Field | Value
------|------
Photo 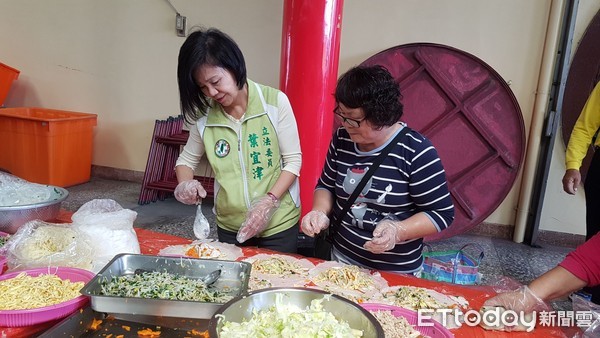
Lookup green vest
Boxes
[200,80,300,236]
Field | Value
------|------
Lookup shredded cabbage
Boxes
[218,293,363,337]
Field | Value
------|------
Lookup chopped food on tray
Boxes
[98,270,234,303]
[90,318,103,330]
[187,329,209,337]
[244,254,314,290]
[158,240,243,260]
[250,255,308,276]
[0,272,84,310]
[378,285,468,311]
[369,310,428,338]
[217,293,363,337]
[248,276,273,290]
[138,327,161,337]
[373,285,467,329]
[317,284,372,304]
[185,242,222,258]
[312,265,376,291]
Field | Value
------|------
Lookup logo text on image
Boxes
[418,308,536,332]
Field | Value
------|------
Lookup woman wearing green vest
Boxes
[173,27,302,253]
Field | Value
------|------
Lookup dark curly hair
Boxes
[334,65,403,130]
[177,27,247,124]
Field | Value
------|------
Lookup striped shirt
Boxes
[316,125,455,272]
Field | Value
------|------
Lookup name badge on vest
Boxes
[214,139,230,158]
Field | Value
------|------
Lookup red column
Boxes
[279,0,344,217]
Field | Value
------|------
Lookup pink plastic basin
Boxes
[0,266,95,327]
[0,231,9,275]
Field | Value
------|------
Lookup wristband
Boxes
[267,192,278,202]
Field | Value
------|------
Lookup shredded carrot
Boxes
[185,247,199,258]
[188,329,209,337]
[138,328,161,337]
[122,325,131,331]
[90,318,103,330]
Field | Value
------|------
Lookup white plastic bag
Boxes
[3,220,94,271]
[71,199,140,272]
[0,172,52,206]
[193,204,210,239]
[572,294,600,337]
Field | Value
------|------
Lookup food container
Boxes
[0,231,9,274]
[39,306,209,337]
[361,303,454,338]
[0,185,68,234]
[208,287,385,337]
[80,253,251,319]
[0,267,95,327]
[0,107,97,187]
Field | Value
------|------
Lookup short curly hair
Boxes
[334,65,403,130]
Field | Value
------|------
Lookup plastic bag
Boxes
[71,199,140,272]
[571,293,600,337]
[419,243,484,285]
[0,172,52,206]
[193,204,210,239]
[2,220,94,271]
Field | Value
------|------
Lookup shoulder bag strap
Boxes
[330,125,411,234]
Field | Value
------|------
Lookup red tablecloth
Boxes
[1,210,580,337]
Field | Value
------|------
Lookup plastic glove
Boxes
[236,194,280,243]
[300,210,330,237]
[363,215,407,254]
[482,286,548,314]
[174,180,207,205]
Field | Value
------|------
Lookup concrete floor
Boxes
[62,177,576,310]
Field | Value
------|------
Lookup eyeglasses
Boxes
[334,112,366,128]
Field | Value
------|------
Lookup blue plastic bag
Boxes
[419,243,484,285]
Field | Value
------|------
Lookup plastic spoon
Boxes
[193,197,210,240]
[201,269,222,286]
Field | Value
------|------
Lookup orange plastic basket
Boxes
[0,107,97,187]
[0,62,20,106]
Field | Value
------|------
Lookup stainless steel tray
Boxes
[80,253,251,319]
[39,305,210,337]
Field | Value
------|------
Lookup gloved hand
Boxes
[236,194,280,243]
[174,180,207,205]
[482,286,548,314]
[300,210,330,237]
[363,215,407,254]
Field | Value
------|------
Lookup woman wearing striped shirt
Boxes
[301,65,455,273]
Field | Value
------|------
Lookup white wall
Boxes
[0,0,597,235]
[339,0,551,229]
[0,0,283,173]
[539,0,600,235]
